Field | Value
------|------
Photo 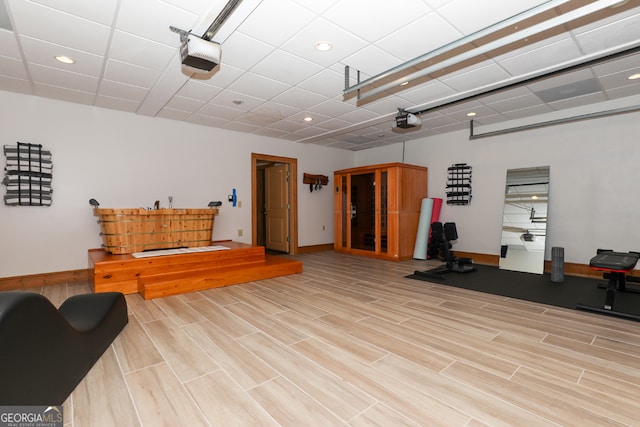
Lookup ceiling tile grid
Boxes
[0,0,639,150]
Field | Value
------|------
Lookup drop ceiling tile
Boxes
[0,56,28,79]
[0,30,20,58]
[7,0,111,55]
[19,36,104,77]
[469,113,507,127]
[248,102,299,122]
[98,79,149,102]
[307,98,357,117]
[221,32,274,70]
[0,75,31,94]
[399,80,457,105]
[527,68,595,92]
[116,0,198,46]
[226,72,289,100]
[485,92,545,114]
[222,120,262,132]
[279,18,368,67]
[253,127,289,138]
[209,89,265,111]
[342,45,402,77]
[157,107,192,121]
[502,103,553,120]
[420,111,457,128]
[291,0,339,15]
[289,126,331,139]
[593,54,639,77]
[237,0,316,47]
[177,80,222,101]
[28,63,99,92]
[104,59,160,88]
[95,95,139,112]
[272,87,328,110]
[267,119,306,132]
[362,96,408,115]
[197,103,244,120]
[164,95,206,112]
[199,63,244,88]
[437,0,549,34]
[297,68,344,98]
[313,117,352,131]
[572,7,640,53]
[33,82,95,104]
[251,49,323,86]
[186,114,229,127]
[288,110,332,125]
[162,0,221,15]
[323,0,431,43]
[479,86,532,104]
[109,31,176,71]
[337,107,381,124]
[375,13,462,62]
[442,62,512,92]
[547,91,608,110]
[497,37,584,77]
[606,84,640,100]
[30,0,118,26]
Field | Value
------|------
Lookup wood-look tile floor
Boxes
[35,251,640,426]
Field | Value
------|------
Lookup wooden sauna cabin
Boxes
[93,208,219,254]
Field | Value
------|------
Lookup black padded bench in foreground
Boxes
[0,292,128,405]
[577,250,640,321]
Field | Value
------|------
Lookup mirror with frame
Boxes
[499,166,549,274]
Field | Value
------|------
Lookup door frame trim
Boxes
[251,153,298,255]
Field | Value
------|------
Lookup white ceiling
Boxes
[1,0,639,151]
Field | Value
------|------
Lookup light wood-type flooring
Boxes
[32,251,640,426]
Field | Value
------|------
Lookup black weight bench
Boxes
[0,292,128,405]
[576,250,640,321]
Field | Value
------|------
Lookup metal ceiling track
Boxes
[343,0,627,103]
[203,0,244,40]
[469,104,640,140]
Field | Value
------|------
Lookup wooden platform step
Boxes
[88,241,302,299]
[138,255,302,299]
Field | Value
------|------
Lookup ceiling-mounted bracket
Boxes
[169,26,191,43]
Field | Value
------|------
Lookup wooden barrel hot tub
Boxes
[93,208,219,254]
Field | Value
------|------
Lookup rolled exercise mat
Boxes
[413,198,434,260]
[427,197,443,258]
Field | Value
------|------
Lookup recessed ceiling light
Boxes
[628,73,640,80]
[303,116,313,122]
[467,112,477,117]
[55,55,75,64]
[315,41,332,52]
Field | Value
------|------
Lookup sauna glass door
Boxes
[350,172,376,251]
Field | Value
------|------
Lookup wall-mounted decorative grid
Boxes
[3,142,53,206]
[446,163,472,206]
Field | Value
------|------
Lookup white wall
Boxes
[357,111,640,265]
[0,91,352,277]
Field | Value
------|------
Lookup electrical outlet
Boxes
[237,229,243,237]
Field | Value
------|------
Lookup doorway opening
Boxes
[251,153,298,255]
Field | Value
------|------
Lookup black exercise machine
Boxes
[414,222,476,279]
[576,249,640,321]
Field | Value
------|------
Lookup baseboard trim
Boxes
[2,247,635,290]
[298,243,334,254]
[0,269,89,291]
